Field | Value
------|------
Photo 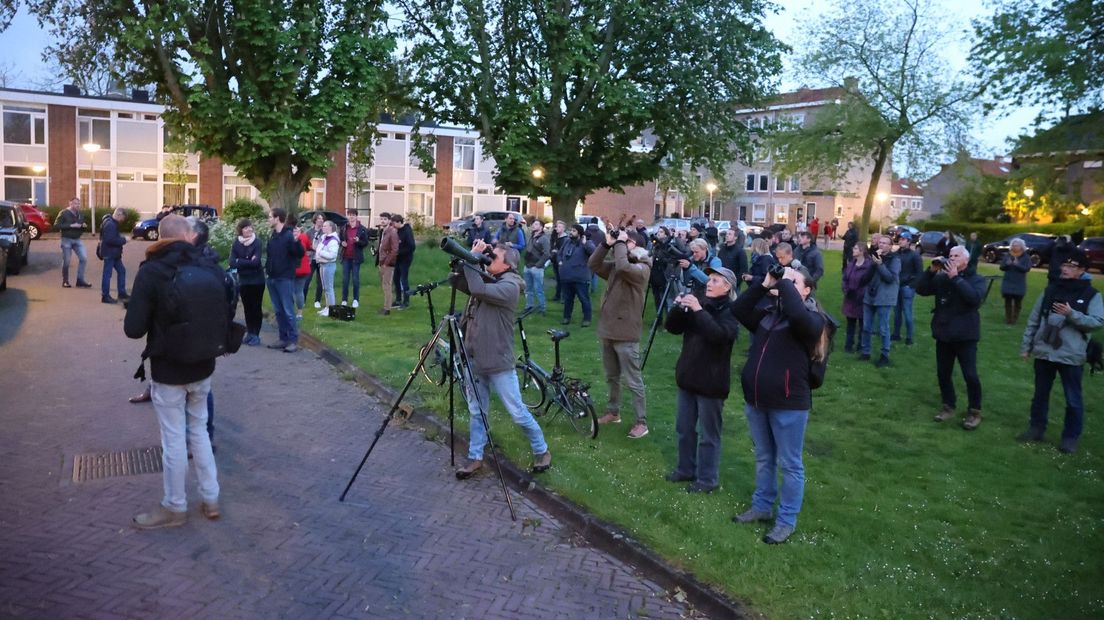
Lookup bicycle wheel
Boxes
[516,364,547,411]
[419,342,449,386]
[561,388,599,439]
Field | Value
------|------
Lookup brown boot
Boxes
[962,409,982,430]
[455,459,483,480]
[532,451,552,473]
[934,404,957,423]
[133,505,187,530]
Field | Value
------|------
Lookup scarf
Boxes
[1041,277,1095,317]
[237,235,255,246]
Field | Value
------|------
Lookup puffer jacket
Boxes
[588,241,652,341]
[1021,279,1104,365]
[455,266,526,375]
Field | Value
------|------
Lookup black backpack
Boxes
[160,261,234,363]
[809,310,839,390]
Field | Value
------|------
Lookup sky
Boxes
[0,1,1042,170]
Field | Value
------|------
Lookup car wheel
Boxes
[1030,253,1042,268]
[27,224,40,240]
[147,229,158,241]
[984,249,997,263]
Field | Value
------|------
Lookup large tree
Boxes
[31,0,396,214]
[398,0,785,223]
[769,0,975,239]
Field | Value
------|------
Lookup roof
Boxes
[1014,112,1104,157]
[771,86,848,107]
[971,158,1012,177]
[891,178,924,196]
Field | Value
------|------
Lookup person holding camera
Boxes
[465,214,492,248]
[664,267,741,493]
[453,240,551,478]
[679,239,722,297]
[557,224,595,326]
[730,264,827,544]
[1018,250,1104,453]
[589,229,652,439]
[915,245,987,429]
[842,244,873,353]
[648,226,676,312]
[1000,238,1032,324]
[892,233,923,344]
[523,219,551,314]
[859,234,900,368]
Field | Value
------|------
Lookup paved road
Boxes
[0,238,694,619]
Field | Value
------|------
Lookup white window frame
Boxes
[454,137,476,171]
[2,106,47,145]
[745,173,756,192]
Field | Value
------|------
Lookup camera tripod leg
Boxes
[641,277,677,371]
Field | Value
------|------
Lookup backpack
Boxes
[160,261,234,363]
[809,310,839,390]
[1088,338,1103,375]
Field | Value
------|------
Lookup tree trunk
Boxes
[551,193,582,224]
[859,143,891,243]
[264,173,309,220]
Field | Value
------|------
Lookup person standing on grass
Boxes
[841,221,858,272]
[859,234,900,368]
[793,231,824,283]
[392,213,416,309]
[1000,238,1032,324]
[730,265,826,545]
[377,213,398,316]
[230,219,264,346]
[557,224,594,327]
[589,229,652,439]
[892,233,923,345]
[1018,250,1104,454]
[99,208,129,304]
[313,220,340,316]
[265,207,305,352]
[841,244,873,353]
[293,226,312,320]
[964,232,983,276]
[307,213,325,309]
[549,220,566,302]
[495,212,526,251]
[664,267,740,493]
[339,214,370,308]
[523,219,550,315]
[465,214,492,248]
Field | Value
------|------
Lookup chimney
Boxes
[131,89,149,102]
[62,84,81,96]
[843,76,859,91]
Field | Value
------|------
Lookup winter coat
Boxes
[795,243,824,282]
[314,233,340,264]
[378,226,399,267]
[557,236,594,283]
[588,242,652,342]
[717,243,744,275]
[295,232,312,277]
[732,279,825,411]
[99,216,126,259]
[915,268,987,342]
[525,231,551,268]
[1000,253,1032,297]
[666,295,740,399]
[229,236,265,286]
[862,251,900,307]
[841,259,873,319]
[842,227,858,258]
[265,226,306,279]
[455,266,525,375]
[340,223,371,264]
[1021,278,1104,365]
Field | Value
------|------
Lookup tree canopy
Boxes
[398,0,785,223]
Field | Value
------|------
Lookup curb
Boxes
[297,330,754,620]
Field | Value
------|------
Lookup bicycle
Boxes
[414,278,458,388]
[513,308,599,438]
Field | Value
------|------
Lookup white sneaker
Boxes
[314,301,321,309]
[341,300,347,306]
[352,299,359,308]
[318,308,329,317]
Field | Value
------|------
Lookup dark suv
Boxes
[982,233,1056,267]
[132,205,218,240]
[0,200,31,274]
[1078,237,1104,272]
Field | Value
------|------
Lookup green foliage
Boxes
[943,174,1007,222]
[400,0,785,223]
[207,218,270,264]
[221,198,267,227]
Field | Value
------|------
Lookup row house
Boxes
[889,178,925,220]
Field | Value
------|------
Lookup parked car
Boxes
[0,238,9,291]
[575,214,608,234]
[982,233,1056,267]
[1078,237,1104,272]
[18,203,49,239]
[445,210,522,236]
[0,201,31,274]
[132,205,218,240]
[885,224,921,242]
[646,218,692,236]
[297,210,350,230]
[918,230,966,256]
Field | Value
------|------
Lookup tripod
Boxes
[641,269,686,370]
[340,266,517,521]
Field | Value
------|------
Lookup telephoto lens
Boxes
[768,262,786,279]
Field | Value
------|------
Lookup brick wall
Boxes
[198,155,222,211]
[581,182,658,224]
[47,105,76,206]
[433,135,454,225]
[325,148,347,213]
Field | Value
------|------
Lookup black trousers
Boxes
[239,283,266,336]
[936,340,982,410]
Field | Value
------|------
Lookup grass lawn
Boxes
[302,239,1104,618]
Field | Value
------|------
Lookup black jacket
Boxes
[124,241,223,384]
[396,223,416,261]
[897,248,923,288]
[732,280,825,411]
[465,224,491,248]
[666,295,740,399]
[795,244,824,282]
[230,237,265,286]
[340,223,371,264]
[265,226,305,279]
[915,268,987,342]
[100,216,126,259]
[717,243,743,275]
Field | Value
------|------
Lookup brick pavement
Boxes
[0,239,699,619]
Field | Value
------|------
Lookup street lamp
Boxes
[1023,187,1034,198]
[705,181,718,219]
[531,166,544,180]
[83,143,101,234]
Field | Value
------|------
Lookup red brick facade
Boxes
[198,155,223,211]
[433,135,454,225]
[47,105,76,205]
[581,182,658,223]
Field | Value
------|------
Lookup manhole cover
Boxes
[72,446,164,482]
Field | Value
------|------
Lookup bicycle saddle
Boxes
[547,329,570,342]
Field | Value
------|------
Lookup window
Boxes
[4,178,31,201]
[79,116,111,149]
[775,176,786,192]
[890,199,896,209]
[374,183,388,191]
[4,165,47,204]
[752,204,766,221]
[144,114,158,122]
[836,204,844,217]
[142,173,159,183]
[118,113,133,120]
[775,208,788,224]
[745,174,756,192]
[477,188,490,195]
[454,137,476,170]
[758,174,768,192]
[3,106,46,145]
[392,132,406,140]
[116,172,135,181]
[392,184,405,192]
[912,200,920,210]
[790,177,800,192]
[452,185,474,218]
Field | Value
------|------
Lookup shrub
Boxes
[222,198,267,227]
[207,217,271,263]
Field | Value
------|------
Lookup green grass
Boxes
[302,242,1104,618]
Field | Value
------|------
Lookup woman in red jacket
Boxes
[293,227,313,320]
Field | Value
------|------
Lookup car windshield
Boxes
[0,209,13,227]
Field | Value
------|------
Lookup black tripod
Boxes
[641,269,686,370]
[339,265,517,521]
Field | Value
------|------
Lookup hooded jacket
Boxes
[588,241,652,341]
[455,265,526,375]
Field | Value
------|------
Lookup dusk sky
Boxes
[0,0,1041,170]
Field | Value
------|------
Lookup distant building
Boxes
[1012,111,1103,205]
[922,154,1011,218]
[889,178,924,221]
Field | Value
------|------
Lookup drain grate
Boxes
[72,446,164,482]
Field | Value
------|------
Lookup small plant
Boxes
[222,198,267,226]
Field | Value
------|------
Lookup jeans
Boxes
[394,256,412,302]
[341,259,361,302]
[861,304,892,356]
[674,389,724,487]
[293,275,309,311]
[1030,359,1083,439]
[379,265,394,309]
[60,237,87,283]
[935,340,981,410]
[151,378,219,512]
[239,283,265,335]
[892,285,915,341]
[100,255,126,297]
[319,262,336,306]
[844,317,863,350]
[561,281,591,321]
[309,261,323,303]
[601,339,647,423]
[523,266,546,311]
[744,405,809,528]
[266,277,298,344]
[465,369,548,461]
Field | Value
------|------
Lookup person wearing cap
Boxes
[664,266,740,493]
[678,238,722,298]
[557,223,594,326]
[892,232,923,344]
[589,229,653,439]
[915,244,988,430]
[1018,250,1104,453]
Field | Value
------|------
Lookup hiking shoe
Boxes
[665,471,694,483]
[934,404,956,423]
[597,413,622,425]
[732,509,773,524]
[133,506,187,530]
[627,423,649,439]
[962,409,982,430]
[532,451,552,473]
[352,299,359,308]
[200,501,221,520]
[1017,427,1045,443]
[857,353,871,361]
[455,459,483,480]
[763,524,795,544]
[874,354,890,368]
[267,341,290,349]
[686,482,717,494]
[283,343,299,353]
[1059,437,1078,454]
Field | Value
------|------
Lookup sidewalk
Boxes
[0,241,695,619]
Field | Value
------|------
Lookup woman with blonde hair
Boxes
[313,220,340,316]
[1000,238,1032,324]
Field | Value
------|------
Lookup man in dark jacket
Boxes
[123,214,227,529]
[453,240,550,479]
[464,214,492,248]
[916,245,987,430]
[860,234,900,367]
[557,224,594,325]
[55,197,91,288]
[265,207,306,352]
[841,222,858,272]
[100,208,129,303]
[793,231,824,283]
[392,213,416,309]
[523,219,550,314]
[495,212,526,251]
[339,215,371,308]
[549,220,566,302]
[892,233,924,344]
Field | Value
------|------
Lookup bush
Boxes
[222,198,267,227]
[207,217,271,263]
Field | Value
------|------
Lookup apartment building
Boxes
[889,178,925,220]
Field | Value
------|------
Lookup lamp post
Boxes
[83,143,101,234]
[705,181,718,219]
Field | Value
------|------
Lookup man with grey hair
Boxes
[99,207,129,303]
[678,238,722,298]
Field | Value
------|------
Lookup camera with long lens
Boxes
[932,256,950,270]
[440,237,494,267]
[768,261,786,279]
[655,239,691,263]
